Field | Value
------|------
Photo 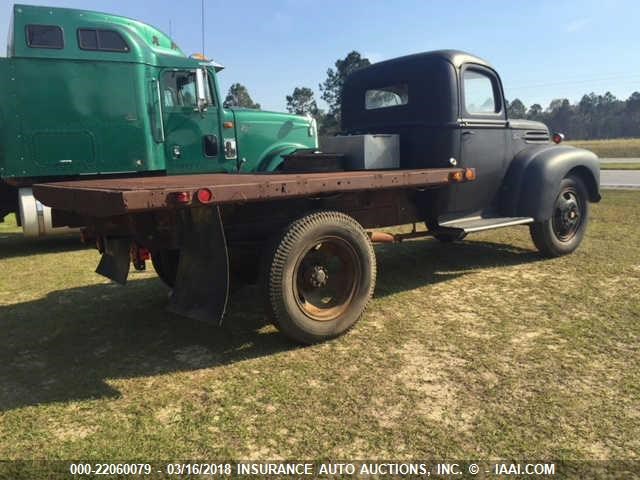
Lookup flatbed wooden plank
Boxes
[33,168,471,218]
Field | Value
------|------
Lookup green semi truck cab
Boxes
[0,4,317,234]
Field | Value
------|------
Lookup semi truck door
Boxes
[160,69,222,174]
[453,66,508,214]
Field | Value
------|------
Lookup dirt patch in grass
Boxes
[52,425,97,442]
[394,340,470,427]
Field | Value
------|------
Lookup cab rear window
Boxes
[78,29,129,52]
[365,84,408,110]
[26,24,64,49]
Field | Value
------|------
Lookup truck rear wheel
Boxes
[151,249,179,288]
[264,211,376,344]
[529,175,589,257]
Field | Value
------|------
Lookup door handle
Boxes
[462,131,475,135]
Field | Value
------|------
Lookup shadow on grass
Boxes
[0,233,87,260]
[373,238,541,297]
[0,238,541,411]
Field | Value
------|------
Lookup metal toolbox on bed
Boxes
[319,134,400,170]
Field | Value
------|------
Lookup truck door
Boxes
[160,69,221,174]
[453,65,508,214]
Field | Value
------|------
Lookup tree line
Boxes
[223,53,640,140]
[507,92,640,140]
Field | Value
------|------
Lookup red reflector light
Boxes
[552,132,565,144]
[197,188,214,204]
[138,247,150,260]
[172,191,191,203]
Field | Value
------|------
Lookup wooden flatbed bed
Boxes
[32,168,470,218]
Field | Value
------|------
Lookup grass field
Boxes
[599,162,640,170]
[567,138,640,158]
[1,192,639,464]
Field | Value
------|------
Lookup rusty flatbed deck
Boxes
[33,168,470,218]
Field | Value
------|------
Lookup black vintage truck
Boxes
[34,50,601,344]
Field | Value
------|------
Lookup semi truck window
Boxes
[162,71,213,108]
[78,29,129,52]
[463,69,498,114]
[26,25,64,49]
[365,84,408,110]
[99,31,129,51]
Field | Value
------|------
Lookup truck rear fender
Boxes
[501,145,601,221]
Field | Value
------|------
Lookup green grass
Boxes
[0,193,639,464]
[600,162,640,170]
[567,138,640,157]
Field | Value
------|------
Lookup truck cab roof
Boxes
[341,49,499,132]
[364,49,493,70]
[7,4,208,68]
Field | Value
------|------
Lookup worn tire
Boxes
[264,211,376,344]
[529,175,589,257]
[151,249,180,288]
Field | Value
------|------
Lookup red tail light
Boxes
[196,188,214,204]
[552,133,565,144]
[172,191,191,204]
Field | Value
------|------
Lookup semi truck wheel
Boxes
[151,249,180,288]
[529,175,589,257]
[264,211,376,344]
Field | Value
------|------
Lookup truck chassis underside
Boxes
[32,167,474,342]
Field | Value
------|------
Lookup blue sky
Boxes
[2,0,639,112]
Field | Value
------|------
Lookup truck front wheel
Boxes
[529,175,589,257]
[264,211,376,344]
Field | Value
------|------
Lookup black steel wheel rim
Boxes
[292,236,361,322]
[552,186,583,242]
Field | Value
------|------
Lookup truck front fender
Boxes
[258,143,313,172]
[500,145,601,221]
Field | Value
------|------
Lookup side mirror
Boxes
[195,68,208,112]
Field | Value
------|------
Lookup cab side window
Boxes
[26,24,64,49]
[162,71,214,109]
[463,69,500,115]
[78,29,129,52]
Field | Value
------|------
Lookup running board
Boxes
[439,216,534,233]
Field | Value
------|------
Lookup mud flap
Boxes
[167,206,229,324]
[96,237,131,285]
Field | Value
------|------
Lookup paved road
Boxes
[601,170,640,188]
[600,158,640,163]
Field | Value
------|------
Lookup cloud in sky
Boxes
[565,18,591,33]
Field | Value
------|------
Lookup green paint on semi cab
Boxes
[0,4,316,181]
